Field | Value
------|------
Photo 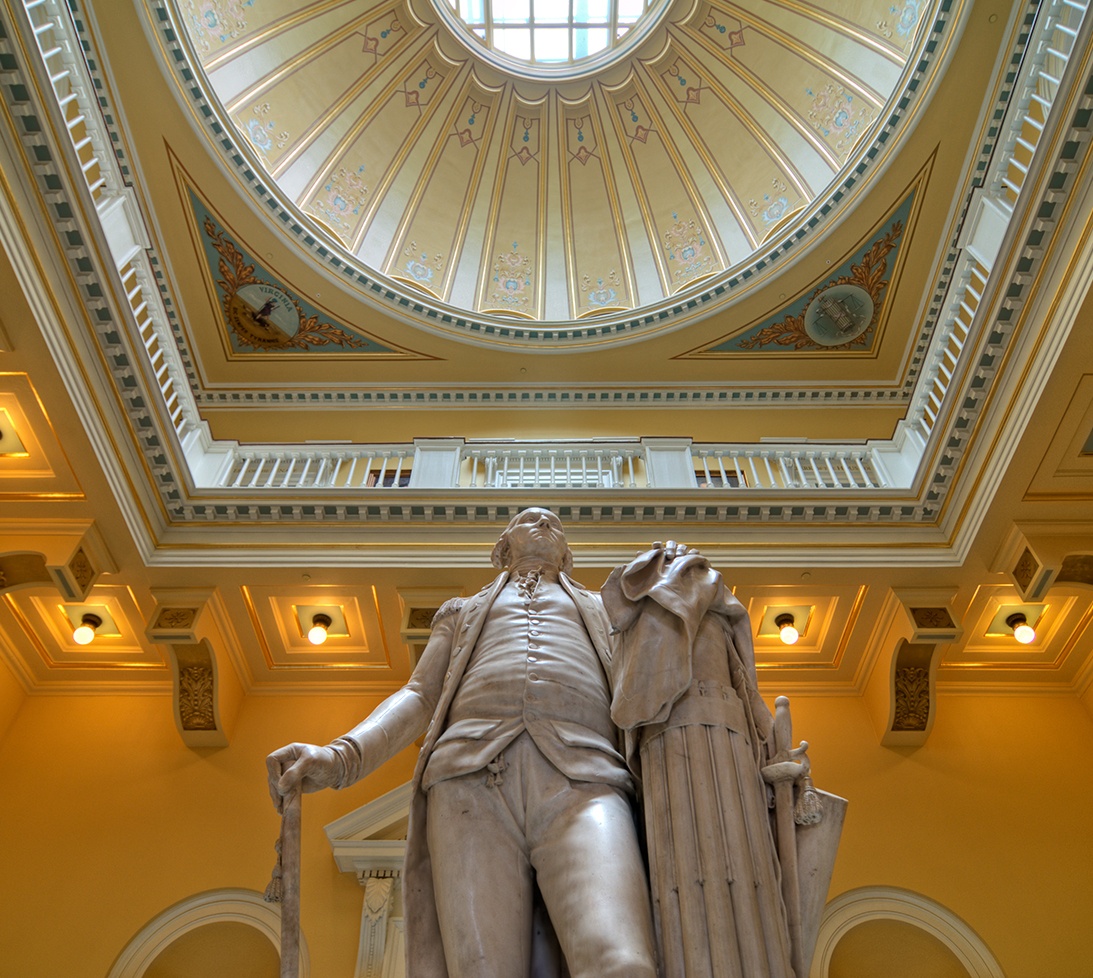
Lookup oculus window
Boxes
[439,0,668,73]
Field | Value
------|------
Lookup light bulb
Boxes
[1013,622,1035,644]
[775,613,799,646]
[1006,612,1035,645]
[72,613,101,645]
[308,613,332,646]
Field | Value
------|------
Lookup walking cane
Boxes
[265,785,302,978]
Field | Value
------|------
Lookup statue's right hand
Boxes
[266,742,341,813]
[652,540,702,561]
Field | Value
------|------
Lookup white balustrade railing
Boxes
[21,0,109,202]
[218,447,415,490]
[461,444,645,489]
[691,447,888,491]
[913,258,986,441]
[992,0,1089,210]
[119,258,195,440]
[212,440,898,492]
[907,0,1088,443]
[19,0,200,447]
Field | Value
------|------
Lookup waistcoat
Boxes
[422,573,629,791]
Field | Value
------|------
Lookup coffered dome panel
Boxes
[172,0,943,342]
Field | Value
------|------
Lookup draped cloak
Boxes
[602,551,796,978]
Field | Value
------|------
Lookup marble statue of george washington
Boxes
[267,507,658,978]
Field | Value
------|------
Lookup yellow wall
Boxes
[0,688,1090,978]
[0,653,25,746]
[788,692,1093,976]
[0,691,416,978]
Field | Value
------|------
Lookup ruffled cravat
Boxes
[514,567,542,601]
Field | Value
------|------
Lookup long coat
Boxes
[337,571,617,978]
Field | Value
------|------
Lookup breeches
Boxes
[426,732,657,978]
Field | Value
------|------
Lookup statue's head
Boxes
[491,507,574,574]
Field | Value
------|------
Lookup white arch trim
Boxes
[105,887,309,978]
[810,886,1005,978]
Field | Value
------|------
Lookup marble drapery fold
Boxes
[602,550,796,978]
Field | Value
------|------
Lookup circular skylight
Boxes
[438,0,669,76]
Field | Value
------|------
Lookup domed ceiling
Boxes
[173,0,937,341]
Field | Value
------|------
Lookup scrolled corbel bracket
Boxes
[146,588,242,748]
[993,525,1093,600]
[865,588,963,747]
[0,521,115,601]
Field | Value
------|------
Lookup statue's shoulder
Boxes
[431,597,466,627]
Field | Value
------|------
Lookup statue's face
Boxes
[503,508,569,568]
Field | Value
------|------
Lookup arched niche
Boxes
[143,920,278,978]
[810,887,1004,978]
[106,888,308,978]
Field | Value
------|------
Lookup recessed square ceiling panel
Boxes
[738,584,869,683]
[242,585,393,672]
[0,376,82,497]
[6,587,166,673]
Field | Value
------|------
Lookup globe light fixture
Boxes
[308,612,333,646]
[775,612,799,646]
[1006,612,1036,645]
[72,612,102,646]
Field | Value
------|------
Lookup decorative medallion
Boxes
[804,284,875,346]
[182,0,256,57]
[204,220,368,351]
[178,664,216,730]
[892,665,930,731]
[750,179,793,231]
[308,164,369,241]
[580,270,625,312]
[244,102,289,161]
[155,607,198,630]
[485,244,533,313]
[727,222,899,351]
[226,284,301,346]
[684,184,920,356]
[68,548,95,591]
[910,607,955,630]
[1012,547,1040,592]
[664,216,715,287]
[806,83,876,159]
[187,187,424,357]
[398,242,445,293]
[878,0,925,41]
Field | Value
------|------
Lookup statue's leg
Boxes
[529,776,657,978]
[427,768,534,978]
